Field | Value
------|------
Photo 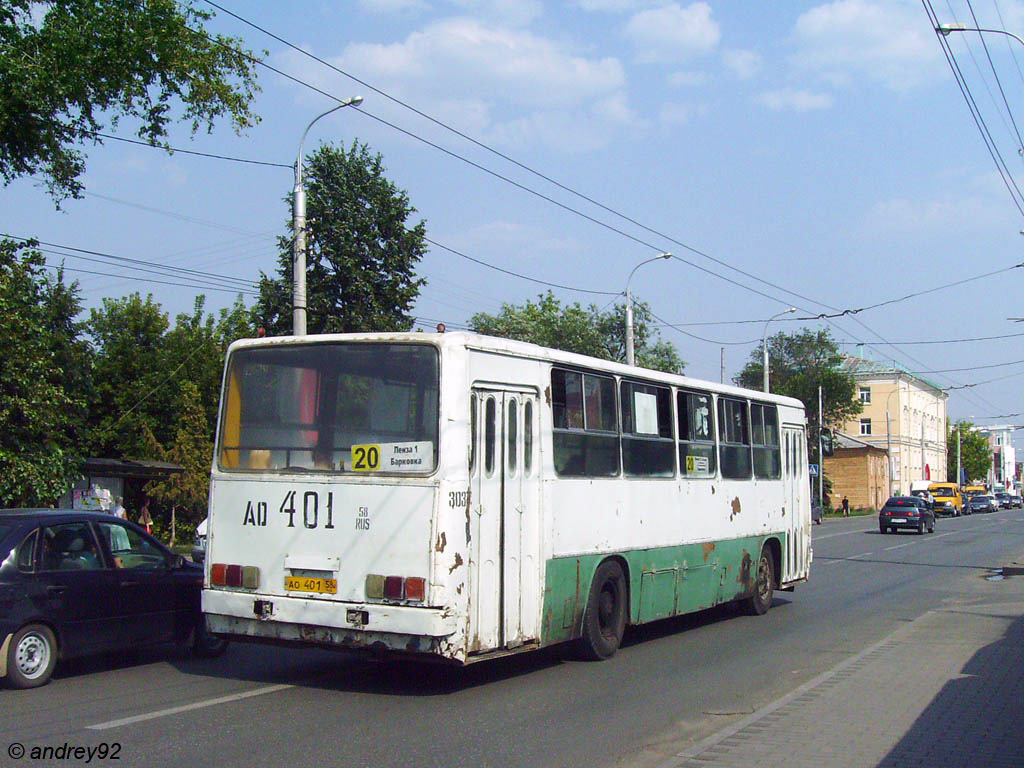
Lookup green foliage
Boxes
[947,421,991,484]
[734,327,861,454]
[0,238,87,505]
[87,292,172,456]
[143,381,213,528]
[469,291,685,374]
[0,0,261,203]
[255,140,427,335]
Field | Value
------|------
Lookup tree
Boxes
[142,381,213,545]
[0,0,260,202]
[734,328,861,444]
[255,140,427,335]
[947,421,991,484]
[87,292,172,457]
[469,291,685,375]
[0,238,88,505]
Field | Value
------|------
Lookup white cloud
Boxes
[722,48,762,80]
[667,70,709,87]
[573,0,654,11]
[293,18,631,151]
[624,2,721,63]
[791,0,943,91]
[448,0,543,26]
[659,101,706,125]
[865,195,1005,235]
[357,0,430,13]
[756,88,833,111]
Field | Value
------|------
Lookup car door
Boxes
[93,521,181,646]
[32,521,121,656]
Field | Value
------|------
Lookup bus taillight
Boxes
[211,563,260,589]
[365,574,425,603]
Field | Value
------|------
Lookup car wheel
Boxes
[928,520,935,533]
[917,522,924,535]
[6,624,57,689]
[743,546,775,616]
[191,620,228,658]
[577,560,628,660]
[879,524,887,534]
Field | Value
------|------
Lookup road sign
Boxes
[809,463,819,477]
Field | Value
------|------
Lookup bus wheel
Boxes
[578,560,627,660]
[744,547,774,616]
[7,624,57,688]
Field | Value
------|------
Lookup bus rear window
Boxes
[218,343,439,474]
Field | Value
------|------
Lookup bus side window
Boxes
[718,397,752,479]
[752,403,781,480]
[470,393,477,474]
[678,389,716,478]
[524,400,534,476]
[507,399,518,476]
[484,396,496,477]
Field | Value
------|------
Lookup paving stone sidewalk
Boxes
[661,576,1024,767]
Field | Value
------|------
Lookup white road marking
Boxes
[87,684,293,730]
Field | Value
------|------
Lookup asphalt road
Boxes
[4,507,1023,768]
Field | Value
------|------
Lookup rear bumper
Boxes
[880,516,925,530]
[203,589,459,653]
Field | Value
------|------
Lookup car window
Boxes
[15,529,37,572]
[39,523,104,571]
[94,522,168,570]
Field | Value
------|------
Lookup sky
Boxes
[3,0,1023,450]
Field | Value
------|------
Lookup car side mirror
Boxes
[170,553,187,570]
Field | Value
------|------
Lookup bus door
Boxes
[782,426,809,582]
[470,387,541,652]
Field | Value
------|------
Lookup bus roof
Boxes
[226,331,807,410]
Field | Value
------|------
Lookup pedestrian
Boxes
[139,500,153,534]
[112,496,127,519]
[842,495,850,516]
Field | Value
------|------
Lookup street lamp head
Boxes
[659,252,672,260]
[936,23,966,36]
[345,95,364,107]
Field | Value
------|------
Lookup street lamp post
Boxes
[762,307,796,392]
[624,252,671,366]
[885,382,904,496]
[293,95,363,336]
[936,22,1024,48]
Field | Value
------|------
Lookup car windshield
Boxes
[931,488,952,498]
[885,497,914,506]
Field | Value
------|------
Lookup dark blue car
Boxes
[0,509,226,689]
[968,495,998,514]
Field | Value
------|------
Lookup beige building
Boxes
[824,433,890,511]
[838,356,947,497]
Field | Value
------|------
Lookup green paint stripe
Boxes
[540,533,787,646]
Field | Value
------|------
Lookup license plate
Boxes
[284,576,337,594]
[892,518,906,523]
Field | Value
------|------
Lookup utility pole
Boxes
[818,385,824,508]
[720,348,725,384]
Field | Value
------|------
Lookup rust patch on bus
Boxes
[436,531,447,552]
[544,386,552,406]
[730,497,742,521]
[701,541,715,562]
[449,552,464,574]
[738,550,753,588]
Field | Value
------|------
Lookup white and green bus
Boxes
[202,332,812,662]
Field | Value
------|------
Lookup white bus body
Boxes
[202,332,812,662]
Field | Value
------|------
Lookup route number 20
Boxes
[352,444,381,471]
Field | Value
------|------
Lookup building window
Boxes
[859,387,871,404]
[860,418,871,436]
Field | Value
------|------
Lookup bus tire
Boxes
[577,560,627,661]
[6,624,57,689]
[743,546,774,616]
